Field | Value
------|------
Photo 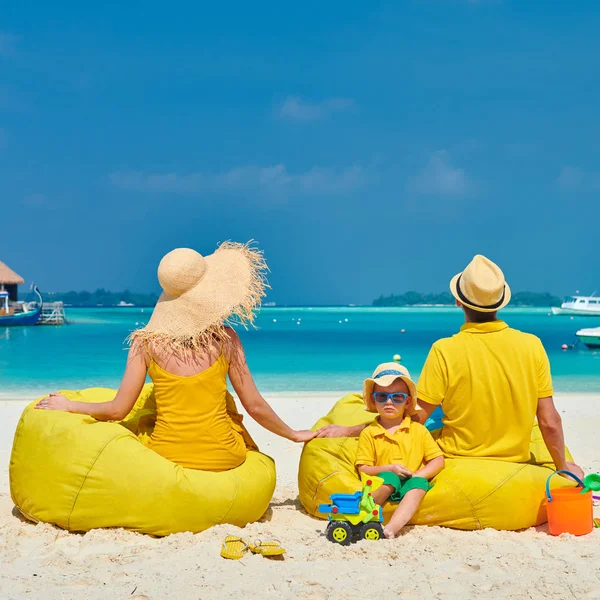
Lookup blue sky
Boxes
[1,1,599,304]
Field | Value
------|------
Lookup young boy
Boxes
[355,362,445,538]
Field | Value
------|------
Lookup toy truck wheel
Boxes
[326,521,353,545]
[359,522,384,541]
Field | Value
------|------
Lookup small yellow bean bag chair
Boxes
[10,385,276,536]
[298,394,574,531]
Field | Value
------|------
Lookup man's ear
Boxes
[455,299,462,308]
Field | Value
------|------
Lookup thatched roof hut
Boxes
[0,260,25,301]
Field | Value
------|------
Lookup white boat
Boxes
[576,327,600,349]
[551,294,600,316]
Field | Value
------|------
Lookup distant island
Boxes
[42,289,159,307]
[372,291,562,307]
[35,289,563,308]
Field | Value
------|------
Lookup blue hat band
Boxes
[374,369,405,379]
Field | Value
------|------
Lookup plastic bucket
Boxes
[546,471,593,536]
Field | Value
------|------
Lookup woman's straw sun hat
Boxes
[131,241,268,349]
[450,254,511,313]
[363,362,418,414]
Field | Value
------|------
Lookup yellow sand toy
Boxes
[318,478,384,545]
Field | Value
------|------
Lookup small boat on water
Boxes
[576,327,600,349]
[0,286,43,326]
[551,294,600,316]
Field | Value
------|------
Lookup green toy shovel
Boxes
[581,473,600,494]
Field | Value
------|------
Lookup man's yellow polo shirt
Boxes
[417,320,554,462]
[355,416,443,471]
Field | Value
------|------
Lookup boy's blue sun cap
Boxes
[362,362,417,414]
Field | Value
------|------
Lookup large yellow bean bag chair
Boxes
[10,386,276,536]
[298,394,574,531]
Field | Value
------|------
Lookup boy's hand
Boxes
[389,464,413,478]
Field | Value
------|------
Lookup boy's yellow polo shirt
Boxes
[417,320,553,462]
[355,416,443,472]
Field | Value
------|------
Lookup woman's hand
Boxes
[227,329,325,443]
[314,424,366,438]
[290,429,318,443]
[35,393,72,412]
[32,344,147,421]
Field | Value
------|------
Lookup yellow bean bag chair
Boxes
[298,394,574,531]
[10,385,276,536]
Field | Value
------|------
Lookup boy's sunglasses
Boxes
[372,392,409,405]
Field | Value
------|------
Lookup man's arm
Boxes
[415,345,447,424]
[415,400,437,425]
[537,396,583,479]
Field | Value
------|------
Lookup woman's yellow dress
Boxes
[145,354,248,471]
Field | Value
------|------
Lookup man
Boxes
[319,254,582,479]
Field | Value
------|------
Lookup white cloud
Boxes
[557,166,584,189]
[110,164,368,196]
[557,166,600,190]
[22,193,47,207]
[407,151,471,196]
[277,96,355,121]
[0,33,19,58]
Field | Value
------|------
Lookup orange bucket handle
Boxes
[546,470,585,502]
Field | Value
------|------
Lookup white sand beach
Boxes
[0,393,599,600]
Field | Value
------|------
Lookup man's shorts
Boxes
[378,472,432,502]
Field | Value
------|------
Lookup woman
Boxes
[36,242,316,471]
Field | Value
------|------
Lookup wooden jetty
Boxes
[38,302,68,325]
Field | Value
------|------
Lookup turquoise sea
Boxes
[1,307,599,399]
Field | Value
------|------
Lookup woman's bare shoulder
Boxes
[143,339,220,374]
[222,327,246,367]
[223,326,239,340]
[128,338,150,365]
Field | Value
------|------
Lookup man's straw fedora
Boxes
[450,254,511,313]
[131,241,268,350]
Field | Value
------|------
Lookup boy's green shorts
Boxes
[378,473,432,502]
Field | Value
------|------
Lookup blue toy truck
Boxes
[318,479,384,545]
